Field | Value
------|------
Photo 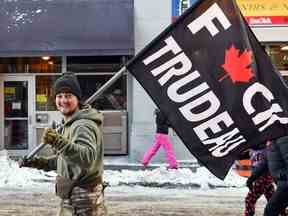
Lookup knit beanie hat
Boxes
[53,72,82,99]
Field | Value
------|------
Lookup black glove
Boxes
[246,177,254,190]
[18,156,33,168]
[18,156,49,170]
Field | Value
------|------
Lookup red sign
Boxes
[245,16,288,25]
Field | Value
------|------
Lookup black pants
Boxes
[264,181,288,216]
[265,136,288,216]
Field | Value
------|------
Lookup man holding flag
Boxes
[126,0,288,214]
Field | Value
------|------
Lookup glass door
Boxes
[0,76,35,156]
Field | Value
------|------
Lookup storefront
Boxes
[0,0,134,157]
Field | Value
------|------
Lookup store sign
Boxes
[173,0,288,26]
[236,0,288,26]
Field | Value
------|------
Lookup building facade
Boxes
[0,0,134,158]
[1,0,288,165]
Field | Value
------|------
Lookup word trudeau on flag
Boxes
[126,0,288,179]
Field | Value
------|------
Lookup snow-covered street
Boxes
[0,150,267,215]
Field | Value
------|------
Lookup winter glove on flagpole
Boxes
[18,156,36,168]
[42,128,68,151]
[18,156,50,171]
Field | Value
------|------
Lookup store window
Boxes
[0,57,61,73]
[4,81,28,150]
[36,75,59,111]
[0,56,61,111]
[67,56,127,111]
[264,43,288,71]
[78,75,127,110]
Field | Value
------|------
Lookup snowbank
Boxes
[0,150,55,189]
[0,150,246,190]
[104,166,246,188]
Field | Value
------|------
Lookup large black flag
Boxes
[126,0,288,179]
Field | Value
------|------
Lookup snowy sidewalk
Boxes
[105,166,246,189]
[0,149,246,190]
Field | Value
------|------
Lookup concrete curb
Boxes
[104,162,200,172]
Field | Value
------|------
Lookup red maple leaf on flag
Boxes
[220,44,254,83]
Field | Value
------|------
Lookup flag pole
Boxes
[25,66,127,160]
[84,66,126,105]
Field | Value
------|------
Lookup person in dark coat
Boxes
[243,142,287,216]
[264,137,288,216]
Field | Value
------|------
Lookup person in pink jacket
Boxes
[142,109,178,169]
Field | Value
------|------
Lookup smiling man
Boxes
[21,72,107,216]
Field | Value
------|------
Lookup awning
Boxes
[0,0,134,56]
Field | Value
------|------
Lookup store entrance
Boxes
[0,76,35,156]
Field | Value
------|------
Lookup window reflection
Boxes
[5,119,28,150]
[78,75,127,110]
[36,75,58,111]
[264,43,288,71]
[68,56,128,111]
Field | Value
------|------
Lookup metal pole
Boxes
[84,66,126,105]
[25,66,126,160]
[25,121,57,160]
[25,142,48,160]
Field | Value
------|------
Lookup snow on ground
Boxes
[105,166,246,188]
[0,150,55,190]
[0,150,246,191]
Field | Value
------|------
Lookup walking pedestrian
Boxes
[20,72,107,216]
[264,137,288,216]
[243,142,286,216]
[142,108,178,169]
